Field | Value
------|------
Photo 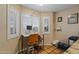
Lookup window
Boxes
[22,14,32,36]
[22,14,40,36]
[43,16,50,34]
[7,7,19,39]
[32,16,40,33]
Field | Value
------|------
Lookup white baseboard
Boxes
[0,51,15,54]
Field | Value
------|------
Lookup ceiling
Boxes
[22,4,78,12]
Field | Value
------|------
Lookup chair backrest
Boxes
[27,34,40,45]
[18,34,41,52]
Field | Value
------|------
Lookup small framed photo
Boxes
[68,13,78,24]
[58,17,62,22]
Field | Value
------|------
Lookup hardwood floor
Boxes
[34,45,64,54]
[17,45,64,54]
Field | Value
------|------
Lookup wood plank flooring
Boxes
[34,45,64,54]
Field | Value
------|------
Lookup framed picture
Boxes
[68,13,78,24]
[58,17,62,22]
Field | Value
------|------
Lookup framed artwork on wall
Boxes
[58,17,62,22]
[68,13,78,24]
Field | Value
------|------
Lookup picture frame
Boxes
[58,17,62,22]
[68,13,78,24]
